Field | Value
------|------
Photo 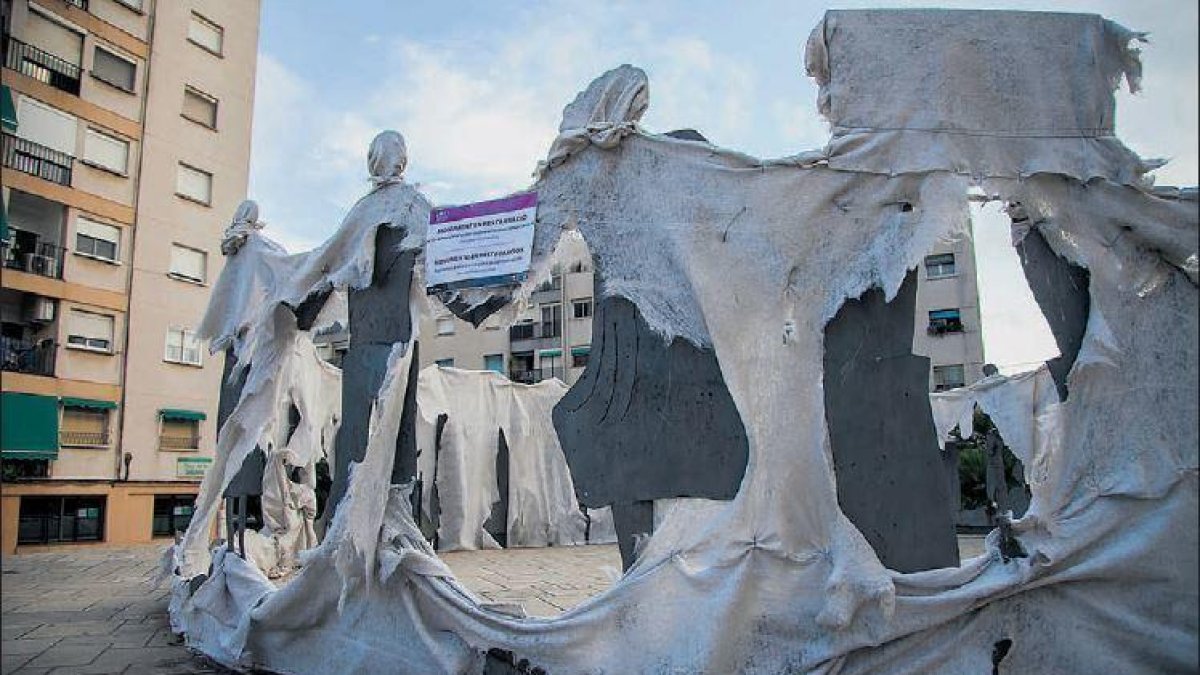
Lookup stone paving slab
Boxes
[2,537,992,673]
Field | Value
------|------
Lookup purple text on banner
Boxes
[430,192,538,224]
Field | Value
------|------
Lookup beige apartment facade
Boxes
[0,0,259,554]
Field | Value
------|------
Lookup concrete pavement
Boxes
[2,535,989,673]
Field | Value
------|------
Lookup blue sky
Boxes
[247,0,1198,370]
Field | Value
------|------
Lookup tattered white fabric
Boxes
[806,10,1158,185]
[171,11,1197,675]
[415,366,614,550]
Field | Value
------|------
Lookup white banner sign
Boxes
[425,192,537,292]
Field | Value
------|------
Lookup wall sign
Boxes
[425,192,537,293]
[177,456,212,479]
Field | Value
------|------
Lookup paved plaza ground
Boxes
[2,536,987,674]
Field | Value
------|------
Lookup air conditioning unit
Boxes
[24,253,57,278]
[25,297,56,323]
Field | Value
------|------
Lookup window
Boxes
[17,496,105,544]
[82,128,129,174]
[188,13,224,55]
[181,87,218,128]
[152,495,194,537]
[933,364,967,392]
[435,358,454,368]
[571,346,590,369]
[176,163,212,204]
[928,308,964,335]
[60,406,109,447]
[540,352,563,380]
[925,253,957,279]
[160,418,200,449]
[540,304,562,338]
[436,317,455,336]
[164,327,202,365]
[572,298,593,319]
[483,354,504,373]
[91,46,136,92]
[66,310,113,352]
[169,244,206,283]
[75,217,120,262]
[15,96,77,155]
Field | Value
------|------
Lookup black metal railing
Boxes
[59,431,110,447]
[63,0,88,9]
[509,367,565,384]
[509,323,535,340]
[0,337,56,377]
[3,240,65,279]
[4,38,82,95]
[160,435,201,450]
[2,133,74,186]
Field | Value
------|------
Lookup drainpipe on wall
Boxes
[114,1,156,482]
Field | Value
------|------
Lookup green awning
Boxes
[538,348,561,358]
[61,397,118,410]
[1,393,59,459]
[1,85,16,133]
[160,408,206,421]
[571,346,591,356]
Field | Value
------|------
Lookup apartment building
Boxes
[419,234,596,386]
[418,234,985,393]
[0,0,259,553]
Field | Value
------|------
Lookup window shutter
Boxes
[83,129,129,173]
[75,217,119,246]
[169,245,206,281]
[70,310,113,341]
[182,88,218,127]
[92,47,136,91]
[176,164,212,204]
[188,14,224,54]
[16,96,76,155]
[62,408,106,434]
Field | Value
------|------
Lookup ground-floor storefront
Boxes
[0,480,203,554]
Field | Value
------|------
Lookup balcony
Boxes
[65,0,89,9]
[538,322,561,339]
[3,38,83,96]
[0,337,56,377]
[510,367,565,384]
[509,323,535,340]
[60,431,110,447]
[3,240,65,279]
[160,435,201,450]
[2,133,74,186]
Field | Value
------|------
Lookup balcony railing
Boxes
[60,431,110,447]
[0,337,56,377]
[509,367,565,384]
[3,240,65,279]
[509,322,562,341]
[64,0,89,9]
[3,38,82,95]
[160,435,201,450]
[2,133,74,186]
[509,323,535,340]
